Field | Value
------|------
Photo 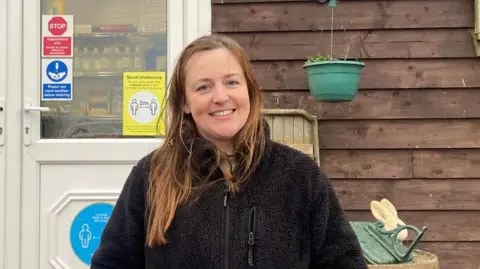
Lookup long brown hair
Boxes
[146,34,265,247]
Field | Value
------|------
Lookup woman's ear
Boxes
[182,104,191,114]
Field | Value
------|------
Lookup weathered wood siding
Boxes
[213,0,480,268]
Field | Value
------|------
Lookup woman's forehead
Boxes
[185,48,243,80]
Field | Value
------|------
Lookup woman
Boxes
[91,34,368,269]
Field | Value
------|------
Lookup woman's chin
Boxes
[214,132,238,140]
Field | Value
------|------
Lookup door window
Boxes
[40,0,167,138]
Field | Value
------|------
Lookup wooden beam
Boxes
[331,179,480,210]
[262,90,480,120]
[413,150,480,178]
[228,29,477,60]
[320,149,413,178]
[418,242,480,269]
[212,0,473,32]
[346,210,480,242]
[251,59,480,90]
[316,120,480,149]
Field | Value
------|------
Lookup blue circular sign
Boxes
[46,60,68,82]
[70,203,114,265]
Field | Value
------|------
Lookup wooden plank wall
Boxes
[212,0,480,268]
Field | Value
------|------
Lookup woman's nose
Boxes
[212,87,229,103]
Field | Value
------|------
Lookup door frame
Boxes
[0,0,6,267]
[4,0,24,268]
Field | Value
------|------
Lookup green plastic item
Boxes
[328,0,337,7]
[303,60,364,102]
[350,221,428,265]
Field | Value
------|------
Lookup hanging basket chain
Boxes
[330,4,334,61]
[325,0,357,61]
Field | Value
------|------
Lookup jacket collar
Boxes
[186,120,273,182]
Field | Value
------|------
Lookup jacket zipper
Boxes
[224,192,230,269]
[247,207,256,267]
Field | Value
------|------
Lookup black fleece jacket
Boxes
[90,125,368,269]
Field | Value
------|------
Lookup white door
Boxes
[19,1,211,269]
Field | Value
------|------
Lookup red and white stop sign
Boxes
[48,16,68,36]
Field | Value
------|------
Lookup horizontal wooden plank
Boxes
[213,0,305,3]
[413,150,480,178]
[331,179,480,210]
[262,89,480,120]
[320,150,413,178]
[212,0,473,32]
[346,211,480,242]
[418,242,480,269]
[316,120,480,149]
[252,59,480,90]
[229,28,476,60]
[321,150,480,179]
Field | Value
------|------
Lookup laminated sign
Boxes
[41,58,73,101]
[123,72,166,136]
[42,15,74,57]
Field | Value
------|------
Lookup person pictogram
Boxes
[79,224,92,248]
[149,99,158,115]
[130,99,139,115]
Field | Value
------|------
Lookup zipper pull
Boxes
[248,249,254,266]
[248,232,255,245]
[224,192,228,207]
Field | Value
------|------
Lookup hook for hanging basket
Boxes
[328,0,337,60]
[316,0,335,4]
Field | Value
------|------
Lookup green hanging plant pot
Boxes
[303,59,365,102]
[303,0,366,102]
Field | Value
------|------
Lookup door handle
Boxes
[0,98,4,146]
[24,106,50,112]
[23,98,51,146]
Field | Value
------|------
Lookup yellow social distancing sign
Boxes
[122,72,166,136]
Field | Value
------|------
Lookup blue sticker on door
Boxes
[70,202,114,265]
[41,58,73,101]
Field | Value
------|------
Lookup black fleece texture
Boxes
[90,124,368,269]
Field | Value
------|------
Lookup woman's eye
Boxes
[196,85,209,91]
[227,80,239,86]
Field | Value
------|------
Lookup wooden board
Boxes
[322,150,480,179]
[251,59,480,90]
[331,179,480,210]
[264,113,316,160]
[415,242,480,269]
[413,150,480,178]
[228,29,477,60]
[212,0,473,32]
[317,120,480,149]
[345,210,480,241]
[264,114,314,144]
[262,90,480,120]
[213,0,305,3]
[320,150,413,178]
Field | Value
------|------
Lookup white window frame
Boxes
[168,0,212,83]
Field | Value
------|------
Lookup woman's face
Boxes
[183,48,250,154]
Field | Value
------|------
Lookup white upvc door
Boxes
[18,1,211,269]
